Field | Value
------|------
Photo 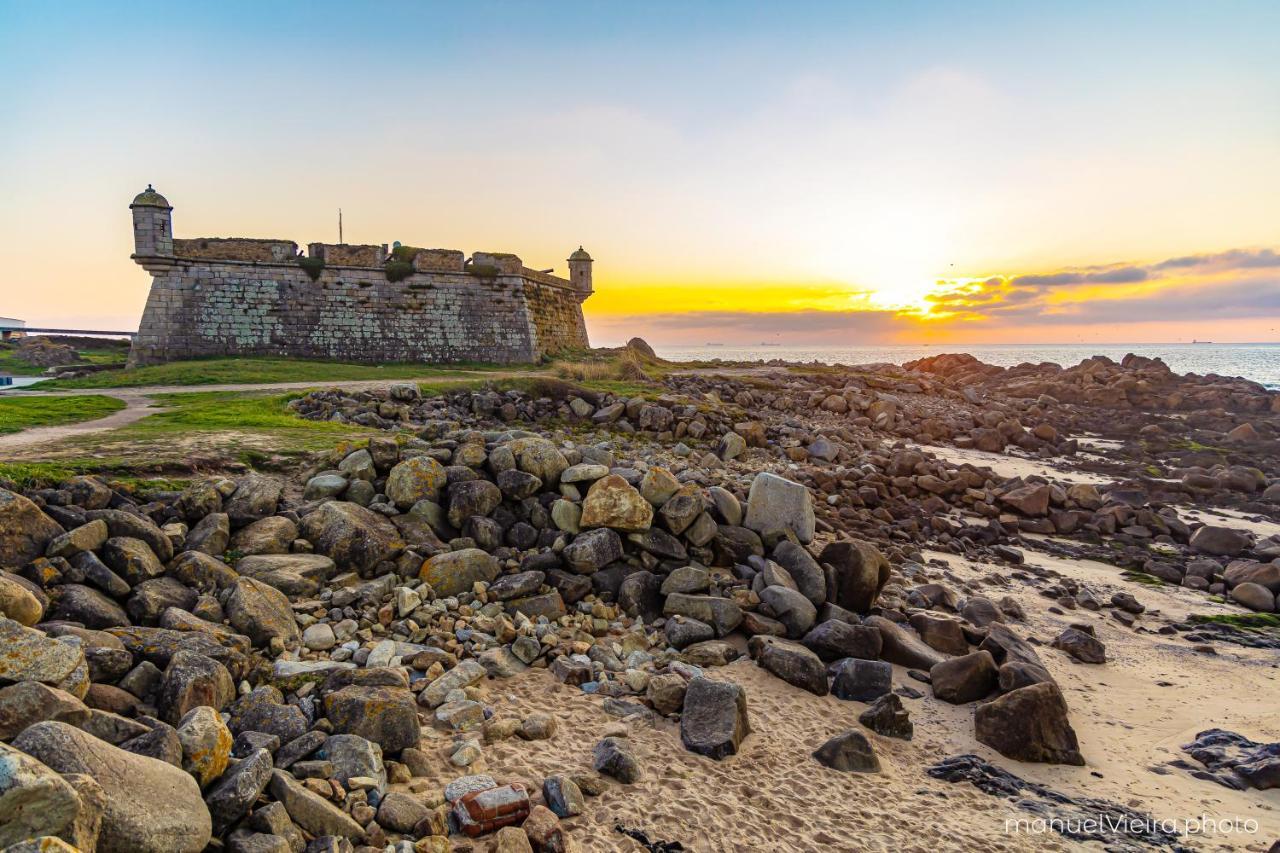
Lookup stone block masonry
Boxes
[127,186,594,367]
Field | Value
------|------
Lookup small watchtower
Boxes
[130,184,173,259]
[567,246,593,299]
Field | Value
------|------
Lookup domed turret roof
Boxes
[131,184,171,208]
[568,246,592,262]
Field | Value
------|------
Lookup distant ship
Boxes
[1192,340,1213,344]
[760,342,782,347]
[704,342,724,347]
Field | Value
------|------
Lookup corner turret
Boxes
[567,246,593,299]
[130,184,173,259]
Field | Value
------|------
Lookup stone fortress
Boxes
[127,186,593,367]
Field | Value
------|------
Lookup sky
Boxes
[1,0,1277,346]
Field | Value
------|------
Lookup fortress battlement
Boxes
[127,186,593,367]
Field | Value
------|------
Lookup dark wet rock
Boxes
[819,540,892,613]
[680,677,750,759]
[830,658,892,702]
[1052,626,1107,663]
[757,584,817,638]
[929,754,1189,849]
[206,747,274,835]
[813,729,880,773]
[801,619,882,662]
[157,649,235,724]
[750,636,828,696]
[930,650,998,704]
[562,527,624,573]
[974,682,1084,765]
[859,693,913,739]
[592,736,641,783]
[865,615,945,669]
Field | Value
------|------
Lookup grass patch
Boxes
[132,392,356,435]
[0,459,192,492]
[29,356,518,390]
[0,395,126,434]
[0,343,128,377]
[1188,613,1280,631]
[1120,570,1167,586]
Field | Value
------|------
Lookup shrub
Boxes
[297,256,325,281]
[385,260,414,283]
[391,244,424,263]
[468,263,500,279]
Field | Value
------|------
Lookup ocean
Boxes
[652,343,1280,390]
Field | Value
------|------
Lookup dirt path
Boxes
[0,395,162,452]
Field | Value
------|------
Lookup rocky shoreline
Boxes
[0,347,1277,852]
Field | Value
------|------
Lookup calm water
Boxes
[655,343,1280,390]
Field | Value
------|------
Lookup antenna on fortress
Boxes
[338,209,343,244]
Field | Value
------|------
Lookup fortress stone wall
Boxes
[127,187,593,367]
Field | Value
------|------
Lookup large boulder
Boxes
[830,658,892,702]
[562,528,623,573]
[175,705,232,786]
[930,650,998,704]
[205,747,273,835]
[0,617,89,698]
[419,548,499,596]
[234,553,333,597]
[508,437,569,485]
[86,509,173,563]
[447,480,503,528]
[298,502,401,576]
[0,682,90,740]
[49,583,129,629]
[1190,525,1251,557]
[864,615,945,670]
[101,536,165,586]
[0,573,44,626]
[225,577,300,649]
[663,593,743,636]
[13,720,212,852]
[812,729,880,773]
[680,677,750,759]
[801,620,882,662]
[819,541,892,613]
[743,473,815,543]
[580,475,654,532]
[0,741,100,850]
[771,540,826,606]
[385,456,448,508]
[324,685,420,753]
[752,637,827,696]
[757,585,817,638]
[229,516,297,555]
[974,682,1084,765]
[224,473,283,526]
[158,650,235,724]
[0,488,64,569]
[998,483,1050,517]
[268,769,364,839]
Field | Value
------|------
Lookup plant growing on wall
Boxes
[297,257,325,281]
[468,263,500,279]
[385,260,413,282]
[390,244,425,263]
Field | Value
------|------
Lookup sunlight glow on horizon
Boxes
[1,1,1277,344]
